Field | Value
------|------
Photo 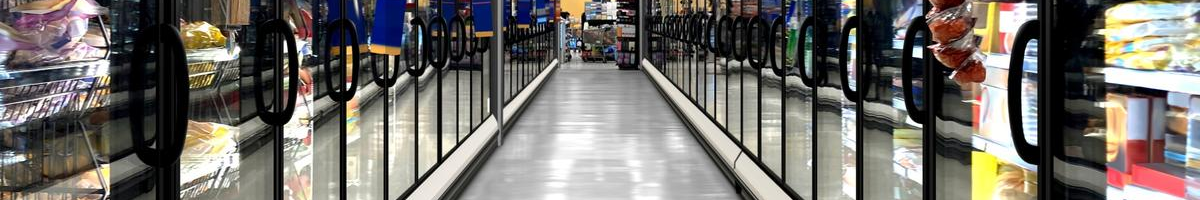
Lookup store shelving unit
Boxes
[615,0,637,69]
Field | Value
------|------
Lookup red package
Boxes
[951,59,985,83]
[926,6,974,44]
[929,42,975,69]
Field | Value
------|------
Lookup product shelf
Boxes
[1103,67,1200,95]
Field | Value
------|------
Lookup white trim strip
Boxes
[641,59,791,199]
[406,59,559,200]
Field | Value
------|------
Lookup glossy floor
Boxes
[459,62,739,199]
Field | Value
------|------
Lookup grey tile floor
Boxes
[458,62,739,199]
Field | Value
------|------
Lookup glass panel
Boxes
[931,1,1039,199]
[859,0,926,199]
[814,0,855,198]
[1050,0,1200,199]
[0,0,115,198]
[759,0,788,180]
[784,1,815,199]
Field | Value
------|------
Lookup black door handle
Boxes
[732,17,748,62]
[700,14,710,52]
[797,17,815,87]
[471,17,489,53]
[322,18,362,103]
[769,17,786,76]
[1007,19,1040,165]
[464,16,476,57]
[900,17,928,125]
[451,16,467,61]
[747,16,767,69]
[718,16,731,58]
[838,16,861,103]
[129,23,189,168]
[254,19,303,125]
[407,18,430,76]
[430,16,450,69]
[506,16,518,45]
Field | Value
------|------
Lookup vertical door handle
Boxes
[900,17,928,125]
[769,17,786,76]
[796,17,816,87]
[407,18,430,76]
[732,17,748,62]
[431,17,451,69]
[838,16,861,103]
[700,15,710,52]
[451,16,467,62]
[254,19,303,125]
[323,19,362,102]
[747,16,767,69]
[129,24,189,167]
[465,17,477,57]
[1007,20,1040,165]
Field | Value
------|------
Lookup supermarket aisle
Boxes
[458,62,738,199]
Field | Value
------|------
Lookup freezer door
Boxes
[1048,0,1200,199]
[857,0,929,199]
[929,0,1041,199]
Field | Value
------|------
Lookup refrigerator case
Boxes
[1050,0,1200,199]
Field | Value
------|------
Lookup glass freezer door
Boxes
[858,0,929,199]
[170,0,306,198]
[0,0,116,199]
[813,0,856,199]
[1049,1,1200,199]
[929,0,1040,199]
[780,0,816,199]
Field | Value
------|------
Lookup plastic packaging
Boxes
[926,5,973,44]
[1102,20,1198,42]
[1103,1,1200,73]
[182,21,228,49]
[183,121,239,156]
[1104,1,1200,26]
[927,0,987,83]
[929,37,978,69]
[952,59,985,83]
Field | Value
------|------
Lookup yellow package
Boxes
[1106,50,1172,70]
[1105,1,1200,26]
[184,120,239,155]
[182,21,227,49]
[1103,37,1198,55]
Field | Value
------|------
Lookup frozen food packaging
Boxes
[926,4,973,44]
[930,38,977,69]
[1104,1,1200,26]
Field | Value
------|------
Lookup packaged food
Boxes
[1104,37,1197,55]
[1104,1,1200,26]
[1107,50,1172,70]
[1102,20,1199,43]
[930,40,976,69]
[183,120,239,156]
[181,21,228,49]
[951,59,985,83]
[926,4,973,44]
